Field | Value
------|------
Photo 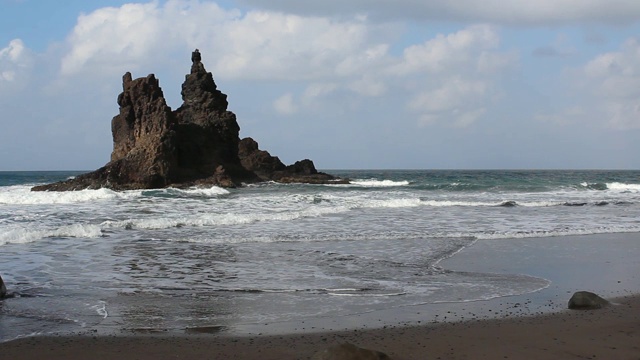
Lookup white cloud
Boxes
[267,24,513,125]
[0,39,28,81]
[0,39,33,92]
[410,78,489,127]
[394,25,513,127]
[409,79,487,113]
[60,2,164,75]
[50,1,516,135]
[1,71,15,81]
[536,36,640,130]
[334,43,390,77]
[273,93,297,115]
[302,82,339,102]
[5,1,636,170]
[535,107,586,126]
[348,75,386,97]
[239,0,640,25]
[55,2,514,128]
[0,39,25,62]
[274,82,341,115]
[213,11,390,80]
[579,37,640,129]
[392,25,501,76]
[59,0,395,82]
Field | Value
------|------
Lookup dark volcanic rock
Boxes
[171,49,255,185]
[238,137,287,178]
[32,50,343,191]
[238,137,345,184]
[568,291,610,310]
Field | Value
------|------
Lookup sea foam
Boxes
[606,182,640,192]
[474,226,640,240]
[100,205,351,231]
[345,179,410,187]
[0,186,140,205]
[0,223,103,246]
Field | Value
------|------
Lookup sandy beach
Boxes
[1,294,639,359]
[2,233,639,359]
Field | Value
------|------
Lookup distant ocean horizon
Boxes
[1,169,640,341]
[3,167,640,171]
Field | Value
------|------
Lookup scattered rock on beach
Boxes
[311,342,391,360]
[0,274,6,299]
[568,291,609,309]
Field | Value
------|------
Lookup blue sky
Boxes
[2,0,640,170]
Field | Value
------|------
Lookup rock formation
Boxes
[568,291,610,310]
[32,50,344,191]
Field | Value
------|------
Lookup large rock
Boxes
[238,137,344,184]
[568,291,610,309]
[238,137,287,179]
[1,274,6,299]
[311,343,391,360]
[32,50,343,191]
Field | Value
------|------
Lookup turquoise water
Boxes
[1,170,639,341]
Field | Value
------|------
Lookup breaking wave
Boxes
[345,179,410,187]
[580,182,640,192]
[0,186,140,205]
[0,224,103,246]
[606,182,640,192]
[0,185,229,205]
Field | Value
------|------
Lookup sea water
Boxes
[1,170,640,341]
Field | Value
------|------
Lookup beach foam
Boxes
[0,223,103,246]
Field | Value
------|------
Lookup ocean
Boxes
[1,169,639,341]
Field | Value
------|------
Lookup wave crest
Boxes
[0,224,103,246]
[347,179,410,187]
[606,182,640,192]
[0,186,140,205]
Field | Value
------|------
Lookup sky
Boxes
[2,1,640,170]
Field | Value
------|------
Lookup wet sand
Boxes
[2,233,639,359]
[2,294,639,359]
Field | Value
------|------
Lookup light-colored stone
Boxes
[311,343,391,360]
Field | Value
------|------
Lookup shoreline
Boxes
[216,232,640,337]
[2,294,638,359]
[2,232,639,358]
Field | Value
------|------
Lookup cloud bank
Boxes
[238,0,640,25]
[3,0,640,169]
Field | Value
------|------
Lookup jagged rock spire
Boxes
[180,49,228,112]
